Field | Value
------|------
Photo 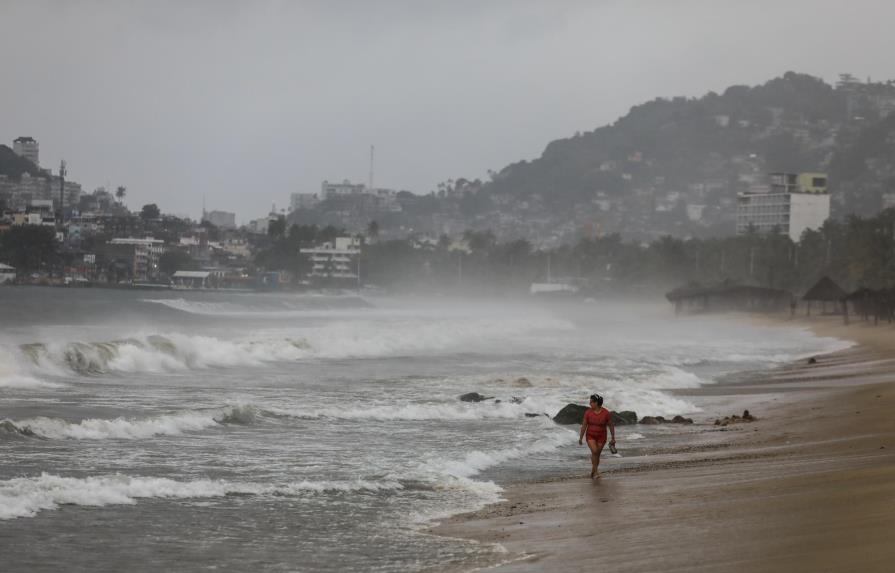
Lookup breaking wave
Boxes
[0,473,404,520]
[1,405,261,440]
[12,313,573,378]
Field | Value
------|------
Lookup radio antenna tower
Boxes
[368,145,375,190]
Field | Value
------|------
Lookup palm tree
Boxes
[366,220,379,241]
[115,186,127,204]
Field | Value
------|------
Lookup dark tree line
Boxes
[356,210,895,295]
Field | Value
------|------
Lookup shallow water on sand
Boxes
[0,288,848,571]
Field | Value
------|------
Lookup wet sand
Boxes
[431,314,895,572]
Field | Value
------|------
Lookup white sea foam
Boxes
[7,405,259,440]
[0,374,62,389]
[0,347,63,389]
[13,412,219,440]
[430,430,574,481]
[16,311,573,377]
[0,473,404,520]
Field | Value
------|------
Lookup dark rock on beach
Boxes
[714,409,758,426]
[553,405,638,425]
[553,404,588,424]
[640,415,692,424]
[612,411,638,425]
[459,392,493,403]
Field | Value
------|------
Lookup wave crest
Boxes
[3,405,262,441]
[0,473,403,520]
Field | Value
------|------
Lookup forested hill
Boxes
[463,72,895,240]
[0,145,43,180]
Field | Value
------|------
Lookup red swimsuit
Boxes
[584,408,612,444]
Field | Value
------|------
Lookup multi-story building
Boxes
[300,237,361,281]
[0,172,81,211]
[203,210,236,229]
[13,136,39,166]
[321,180,365,200]
[736,172,830,242]
[108,238,165,282]
[290,192,319,211]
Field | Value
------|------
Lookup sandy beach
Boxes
[431,314,895,572]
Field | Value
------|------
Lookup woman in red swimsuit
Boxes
[578,393,616,479]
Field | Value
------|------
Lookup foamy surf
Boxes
[12,312,573,378]
[2,405,261,440]
[0,473,405,520]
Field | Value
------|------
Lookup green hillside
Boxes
[0,144,44,181]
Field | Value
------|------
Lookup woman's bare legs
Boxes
[586,438,606,478]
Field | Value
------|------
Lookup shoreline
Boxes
[429,313,895,572]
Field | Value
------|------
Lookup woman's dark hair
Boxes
[590,394,603,406]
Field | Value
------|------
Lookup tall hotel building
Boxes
[736,172,830,242]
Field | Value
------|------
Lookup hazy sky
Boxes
[2,0,894,221]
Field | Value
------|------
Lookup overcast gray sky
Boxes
[2,0,894,221]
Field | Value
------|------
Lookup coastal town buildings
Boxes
[300,236,361,282]
[736,172,830,242]
[321,180,365,199]
[108,237,165,282]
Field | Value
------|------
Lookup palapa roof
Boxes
[802,277,845,302]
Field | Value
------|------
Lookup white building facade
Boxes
[736,172,830,242]
[109,238,165,281]
[300,237,361,281]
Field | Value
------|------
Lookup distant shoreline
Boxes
[429,313,895,572]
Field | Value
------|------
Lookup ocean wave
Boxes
[0,473,403,520]
[19,335,312,376]
[142,296,373,317]
[429,430,574,481]
[2,405,261,440]
[12,312,573,377]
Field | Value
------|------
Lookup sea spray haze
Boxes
[0,288,848,571]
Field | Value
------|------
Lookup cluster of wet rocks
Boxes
[457,392,697,425]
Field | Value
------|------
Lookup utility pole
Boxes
[58,159,67,229]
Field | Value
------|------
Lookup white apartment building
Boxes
[300,237,361,281]
[321,180,365,200]
[110,238,165,281]
[13,136,39,166]
[736,172,830,242]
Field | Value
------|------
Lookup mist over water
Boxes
[0,288,848,571]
